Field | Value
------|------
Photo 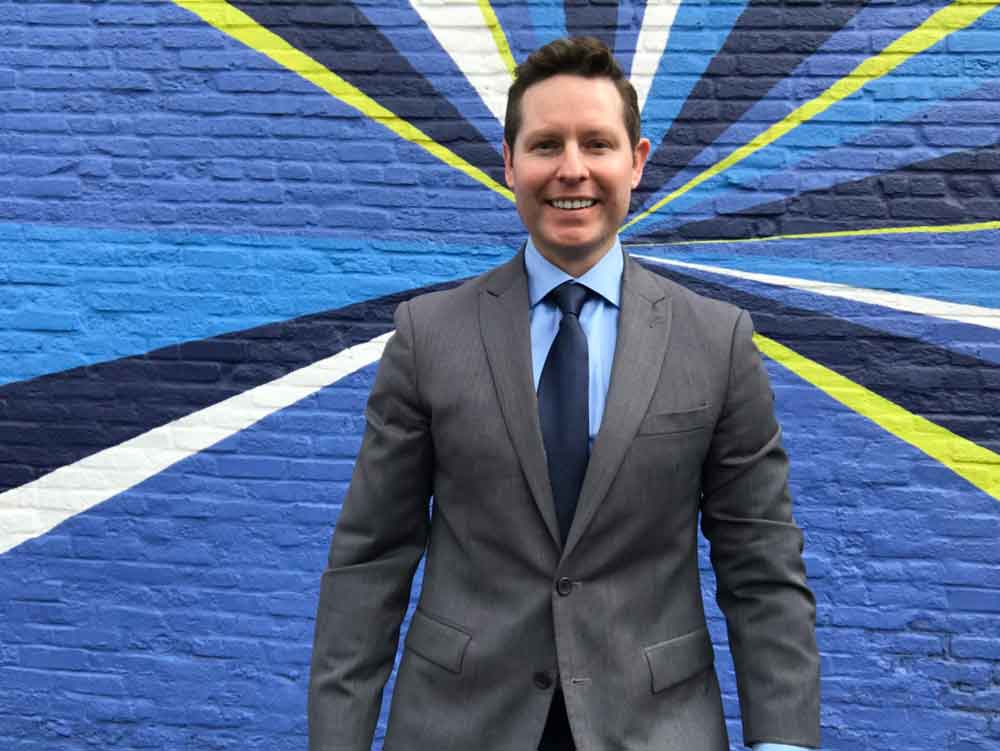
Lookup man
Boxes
[309,37,820,751]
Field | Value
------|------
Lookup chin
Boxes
[556,237,608,257]
[544,230,603,252]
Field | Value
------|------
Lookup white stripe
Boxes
[633,254,1000,330]
[409,0,512,124]
[631,0,682,114]
[0,332,393,556]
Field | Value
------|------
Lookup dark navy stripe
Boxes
[632,0,868,210]
[639,262,1000,453]
[564,0,619,53]
[229,0,506,186]
[634,143,1000,243]
[0,282,461,495]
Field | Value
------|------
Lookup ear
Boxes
[631,137,651,189]
[503,141,515,190]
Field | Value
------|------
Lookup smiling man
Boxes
[309,37,820,751]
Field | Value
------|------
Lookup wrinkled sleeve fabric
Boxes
[700,310,821,748]
[308,301,434,751]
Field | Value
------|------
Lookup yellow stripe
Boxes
[754,334,1000,501]
[172,0,514,202]
[478,0,517,79]
[630,220,1000,247]
[623,0,1000,232]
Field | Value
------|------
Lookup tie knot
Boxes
[548,282,589,317]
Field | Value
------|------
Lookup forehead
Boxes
[517,74,626,138]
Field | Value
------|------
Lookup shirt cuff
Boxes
[753,745,813,751]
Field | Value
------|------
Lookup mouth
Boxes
[547,198,597,211]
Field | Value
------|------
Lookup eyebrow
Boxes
[523,127,619,142]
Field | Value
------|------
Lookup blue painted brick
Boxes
[92,26,156,51]
[94,5,159,26]
[0,5,998,751]
[214,456,287,480]
[215,72,282,93]
[27,4,92,26]
[946,588,1000,613]
[160,29,226,49]
[4,115,69,134]
[208,117,271,137]
[923,659,994,689]
[27,28,92,49]
[19,647,91,671]
[943,688,1000,712]
[952,637,1000,660]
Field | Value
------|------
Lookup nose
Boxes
[556,142,587,181]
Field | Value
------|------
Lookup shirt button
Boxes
[556,577,573,596]
[533,671,553,690]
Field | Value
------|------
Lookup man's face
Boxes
[503,74,650,273]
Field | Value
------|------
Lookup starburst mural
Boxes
[1,2,998,749]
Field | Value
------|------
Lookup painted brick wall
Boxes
[0,2,998,750]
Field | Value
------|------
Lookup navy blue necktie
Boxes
[538,282,590,545]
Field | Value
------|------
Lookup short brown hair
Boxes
[504,36,641,153]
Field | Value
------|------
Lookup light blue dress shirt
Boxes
[524,238,812,751]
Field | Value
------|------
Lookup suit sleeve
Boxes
[699,310,821,748]
[308,300,434,751]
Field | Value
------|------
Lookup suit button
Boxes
[533,671,553,690]
[556,577,573,596]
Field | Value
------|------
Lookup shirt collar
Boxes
[524,237,623,309]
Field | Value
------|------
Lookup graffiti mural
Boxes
[1,1,998,748]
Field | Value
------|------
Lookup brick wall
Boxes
[0,2,997,749]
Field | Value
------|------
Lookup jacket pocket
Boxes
[636,403,711,436]
[644,626,715,694]
[404,609,471,674]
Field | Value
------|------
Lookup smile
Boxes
[548,199,596,210]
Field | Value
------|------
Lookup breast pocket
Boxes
[636,403,712,437]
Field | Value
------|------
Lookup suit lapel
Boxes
[563,255,672,559]
[479,251,562,548]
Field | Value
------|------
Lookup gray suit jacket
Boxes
[309,251,820,751]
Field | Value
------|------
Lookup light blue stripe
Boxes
[0,222,513,386]
[635,247,1000,309]
[527,0,567,47]
[629,229,1000,270]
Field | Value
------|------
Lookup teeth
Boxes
[550,199,596,210]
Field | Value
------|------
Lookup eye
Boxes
[589,139,611,151]
[532,140,559,152]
